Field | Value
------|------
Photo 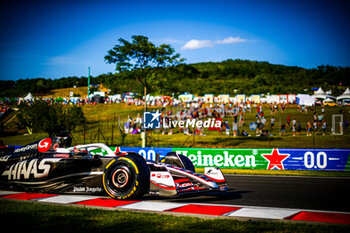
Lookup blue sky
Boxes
[0,0,349,80]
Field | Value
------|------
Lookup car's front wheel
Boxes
[103,153,150,200]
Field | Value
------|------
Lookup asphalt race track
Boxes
[144,175,350,212]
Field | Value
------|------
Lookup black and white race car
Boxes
[0,137,228,200]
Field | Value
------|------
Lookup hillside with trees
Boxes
[1,59,349,98]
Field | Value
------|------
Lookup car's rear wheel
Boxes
[103,153,150,200]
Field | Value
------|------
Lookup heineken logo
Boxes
[176,148,291,170]
[176,150,258,168]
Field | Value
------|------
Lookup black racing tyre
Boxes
[178,154,195,172]
[103,154,150,200]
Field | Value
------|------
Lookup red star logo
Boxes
[261,148,290,170]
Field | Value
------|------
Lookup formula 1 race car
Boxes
[0,137,228,200]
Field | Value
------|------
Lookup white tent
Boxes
[337,88,350,101]
[265,95,279,104]
[23,93,33,101]
[296,94,315,106]
[315,87,325,94]
[323,98,335,103]
[313,87,335,100]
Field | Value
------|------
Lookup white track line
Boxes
[37,195,100,204]
[119,201,187,211]
[226,207,300,219]
[0,190,21,196]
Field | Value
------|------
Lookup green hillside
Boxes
[183,60,350,96]
[1,59,349,97]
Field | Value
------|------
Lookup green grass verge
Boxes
[1,199,349,233]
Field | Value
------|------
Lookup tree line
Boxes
[1,63,349,99]
[16,100,85,137]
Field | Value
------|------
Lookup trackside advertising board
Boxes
[93,147,350,171]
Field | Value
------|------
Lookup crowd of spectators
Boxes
[0,105,10,118]
[1,94,349,137]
